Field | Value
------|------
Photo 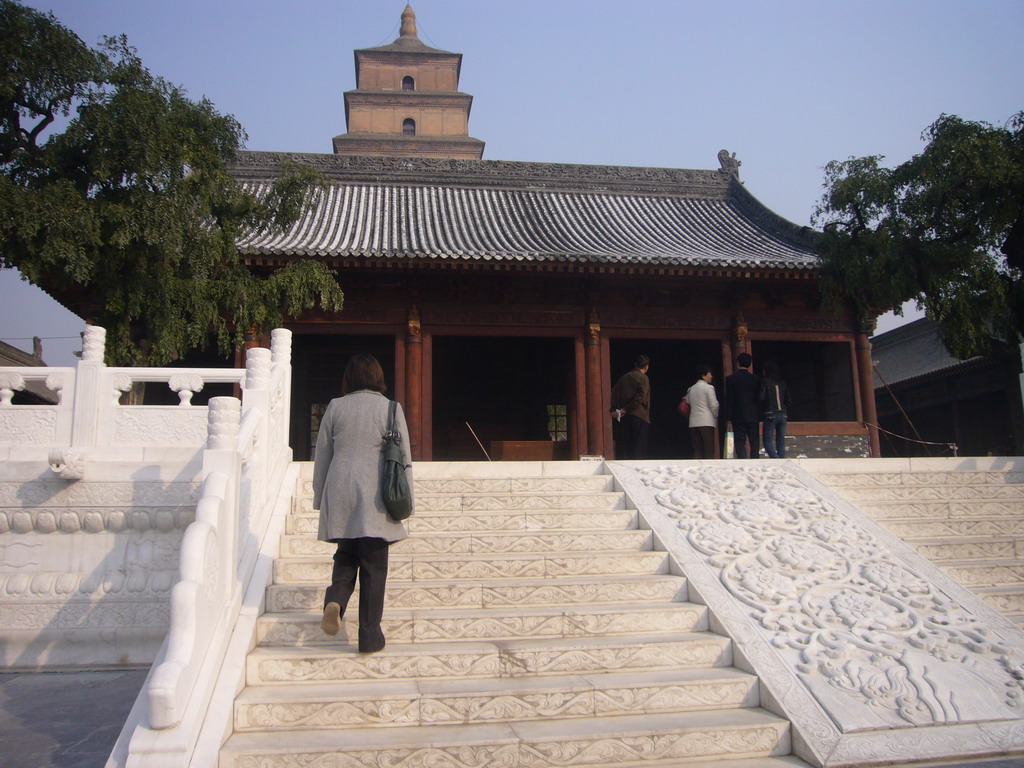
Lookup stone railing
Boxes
[0,325,252,470]
[0,323,295,764]
[144,329,292,731]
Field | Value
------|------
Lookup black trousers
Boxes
[325,537,390,652]
[732,421,760,459]
[621,413,650,459]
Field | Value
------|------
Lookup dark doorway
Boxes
[753,341,856,421]
[291,334,395,460]
[432,336,575,460]
[609,338,722,459]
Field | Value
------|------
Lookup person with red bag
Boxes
[684,363,719,459]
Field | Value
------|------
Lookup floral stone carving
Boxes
[621,463,1024,739]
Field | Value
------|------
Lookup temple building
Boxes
[231,5,880,462]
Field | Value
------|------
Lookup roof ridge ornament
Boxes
[718,149,741,179]
[399,4,418,39]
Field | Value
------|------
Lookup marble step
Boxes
[974,584,1024,620]
[220,708,790,768]
[233,667,758,731]
[832,484,1024,502]
[279,529,653,557]
[854,500,1024,520]
[814,470,1024,486]
[880,516,1024,538]
[256,601,707,646]
[274,550,670,584]
[908,536,1024,562]
[265,573,688,612]
[291,490,629,515]
[286,507,640,535]
[295,474,618,497]
[246,632,733,685]
[577,759,808,768]
[940,558,1024,588]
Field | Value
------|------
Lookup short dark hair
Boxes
[737,352,752,368]
[342,353,387,395]
[762,360,781,381]
[634,354,650,369]
[695,363,712,379]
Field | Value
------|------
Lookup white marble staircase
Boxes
[808,460,1024,625]
[218,461,801,768]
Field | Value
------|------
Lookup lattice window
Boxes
[547,404,568,442]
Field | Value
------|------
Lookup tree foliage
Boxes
[0,0,343,365]
[813,112,1024,358]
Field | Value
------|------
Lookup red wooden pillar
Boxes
[244,325,261,350]
[856,331,881,457]
[584,309,605,456]
[405,307,424,460]
[732,312,749,357]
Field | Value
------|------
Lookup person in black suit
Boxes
[725,352,761,459]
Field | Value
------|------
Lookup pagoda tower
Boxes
[333,5,485,159]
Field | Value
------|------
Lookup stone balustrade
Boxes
[0,324,250,457]
[0,323,294,743]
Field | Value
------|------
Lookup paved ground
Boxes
[1,667,1024,768]
[0,668,147,768]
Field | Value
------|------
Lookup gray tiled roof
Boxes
[870,318,980,388]
[231,152,819,270]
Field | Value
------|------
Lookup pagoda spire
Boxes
[399,4,418,40]
[334,4,485,159]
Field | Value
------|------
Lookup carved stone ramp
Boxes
[805,458,1024,626]
[611,459,1024,768]
[219,461,798,768]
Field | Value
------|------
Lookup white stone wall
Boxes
[0,454,202,667]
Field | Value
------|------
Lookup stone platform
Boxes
[4,457,1024,767]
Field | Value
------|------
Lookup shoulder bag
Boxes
[678,395,691,418]
[382,400,413,521]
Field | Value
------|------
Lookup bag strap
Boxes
[384,400,401,445]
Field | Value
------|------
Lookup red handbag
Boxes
[678,397,691,417]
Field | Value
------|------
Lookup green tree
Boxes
[813,112,1024,358]
[0,0,343,365]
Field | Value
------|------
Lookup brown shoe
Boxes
[321,602,342,636]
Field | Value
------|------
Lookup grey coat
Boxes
[312,390,412,543]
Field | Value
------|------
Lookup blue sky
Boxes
[3,0,1022,366]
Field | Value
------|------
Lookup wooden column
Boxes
[732,313,748,357]
[585,309,605,456]
[405,307,424,460]
[855,331,881,457]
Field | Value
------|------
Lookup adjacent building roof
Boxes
[230,152,820,272]
[871,317,982,388]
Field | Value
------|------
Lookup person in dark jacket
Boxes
[312,353,412,653]
[757,360,792,459]
[724,352,760,459]
[610,354,651,459]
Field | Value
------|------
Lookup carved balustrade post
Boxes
[271,328,292,365]
[271,329,293,454]
[205,396,242,599]
[245,348,271,392]
[70,325,106,448]
[405,307,423,460]
[243,347,272,509]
